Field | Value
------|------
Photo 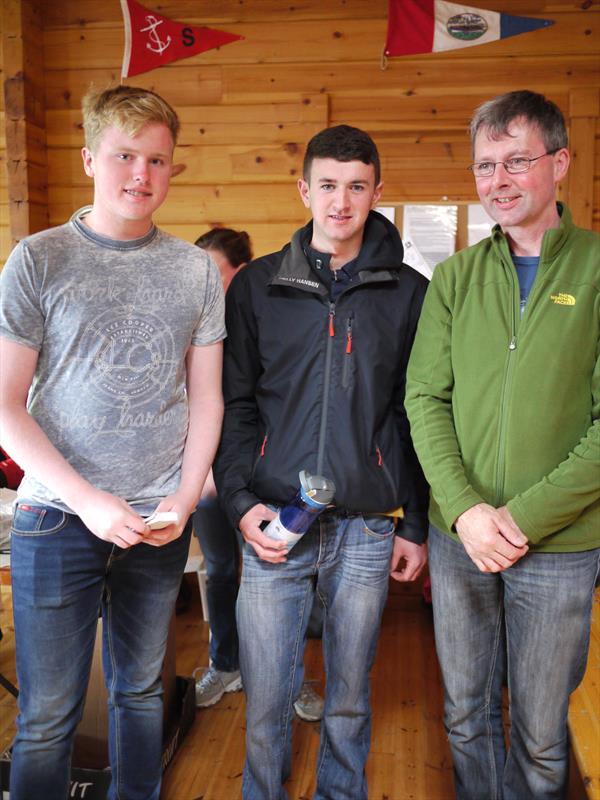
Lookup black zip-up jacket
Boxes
[213,211,430,543]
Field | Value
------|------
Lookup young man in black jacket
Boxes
[214,125,428,800]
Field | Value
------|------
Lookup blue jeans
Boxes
[193,496,241,672]
[237,512,396,800]
[428,525,600,800]
[9,502,191,800]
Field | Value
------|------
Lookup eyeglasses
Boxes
[468,150,558,178]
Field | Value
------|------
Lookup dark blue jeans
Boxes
[9,502,191,800]
[193,496,240,672]
[429,525,600,800]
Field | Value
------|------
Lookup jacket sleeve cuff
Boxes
[442,489,486,531]
[225,489,262,530]
[505,498,542,544]
[396,511,428,544]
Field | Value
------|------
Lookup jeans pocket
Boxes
[11,504,68,536]
[360,515,397,539]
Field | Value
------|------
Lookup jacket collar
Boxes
[270,232,328,296]
[270,210,404,296]
[491,202,573,265]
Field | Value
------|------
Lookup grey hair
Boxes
[469,90,567,155]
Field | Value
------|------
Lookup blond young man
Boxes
[0,85,224,800]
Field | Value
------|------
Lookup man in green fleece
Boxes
[406,90,600,800]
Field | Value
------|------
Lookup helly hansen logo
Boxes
[278,275,320,289]
[550,292,576,306]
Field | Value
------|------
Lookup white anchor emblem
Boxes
[140,15,172,55]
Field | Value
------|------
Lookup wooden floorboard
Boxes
[0,577,595,799]
[569,590,600,800]
[160,579,456,800]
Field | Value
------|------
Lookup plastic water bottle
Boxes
[264,470,336,551]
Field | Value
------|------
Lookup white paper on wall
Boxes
[468,204,495,246]
[402,205,457,277]
[374,206,396,223]
[402,239,433,279]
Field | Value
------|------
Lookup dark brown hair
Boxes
[303,125,381,185]
[194,228,253,268]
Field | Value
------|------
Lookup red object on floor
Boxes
[422,575,432,606]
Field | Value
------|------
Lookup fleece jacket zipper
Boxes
[494,262,519,506]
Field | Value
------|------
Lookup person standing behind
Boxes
[214,124,429,800]
[196,227,253,293]
[406,90,600,800]
[192,228,251,706]
[0,85,225,800]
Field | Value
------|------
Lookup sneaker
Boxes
[293,680,324,722]
[193,665,242,708]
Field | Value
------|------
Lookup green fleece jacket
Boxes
[406,204,600,552]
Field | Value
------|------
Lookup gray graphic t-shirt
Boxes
[0,208,226,514]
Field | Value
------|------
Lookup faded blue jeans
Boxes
[428,524,600,800]
[9,502,191,800]
[237,511,396,800]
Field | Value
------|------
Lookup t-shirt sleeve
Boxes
[191,255,226,347]
[0,240,44,351]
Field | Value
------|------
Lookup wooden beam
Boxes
[2,0,49,248]
[568,88,599,229]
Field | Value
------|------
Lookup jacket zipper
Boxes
[341,314,354,389]
[345,315,353,353]
[317,302,336,474]
[494,264,519,505]
[497,250,548,499]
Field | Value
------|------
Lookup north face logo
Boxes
[550,292,576,306]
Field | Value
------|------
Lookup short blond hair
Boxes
[82,85,180,153]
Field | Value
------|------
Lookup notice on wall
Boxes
[468,204,495,246]
[374,206,396,224]
[402,205,457,278]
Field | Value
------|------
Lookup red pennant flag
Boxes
[120,0,244,78]
[384,0,553,58]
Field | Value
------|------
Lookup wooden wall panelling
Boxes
[44,66,224,110]
[38,0,595,28]
[568,87,599,229]
[331,92,570,129]
[221,56,599,103]
[2,0,49,250]
[595,119,600,229]
[43,20,391,68]
[0,226,10,266]
[41,0,391,27]
[42,13,599,70]
[42,54,599,110]
[32,0,600,264]
[46,95,329,147]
